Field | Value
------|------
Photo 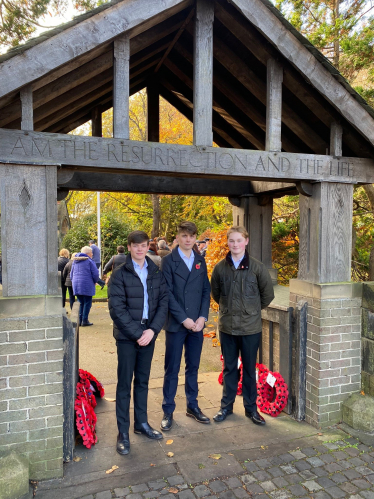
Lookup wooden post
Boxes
[330,121,343,156]
[0,163,58,296]
[298,182,353,283]
[193,0,214,147]
[113,35,130,139]
[147,85,159,142]
[91,107,102,137]
[231,195,276,283]
[266,59,283,152]
[20,85,33,131]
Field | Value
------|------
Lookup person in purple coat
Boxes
[70,246,99,326]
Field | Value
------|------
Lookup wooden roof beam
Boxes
[0,0,192,99]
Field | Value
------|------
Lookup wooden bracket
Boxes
[296,181,313,197]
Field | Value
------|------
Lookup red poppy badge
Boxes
[196,263,201,269]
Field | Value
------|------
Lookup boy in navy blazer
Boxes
[160,221,211,431]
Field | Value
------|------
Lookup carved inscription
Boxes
[0,129,371,183]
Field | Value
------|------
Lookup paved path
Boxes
[33,372,374,499]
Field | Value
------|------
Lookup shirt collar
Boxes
[178,246,194,260]
[231,253,245,265]
[132,259,148,270]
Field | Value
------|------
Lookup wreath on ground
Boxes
[75,369,105,448]
[217,359,288,417]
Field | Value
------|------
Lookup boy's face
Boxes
[177,231,197,251]
[227,232,248,257]
[128,241,149,261]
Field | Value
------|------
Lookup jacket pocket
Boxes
[243,273,258,297]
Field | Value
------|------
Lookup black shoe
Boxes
[213,408,233,422]
[186,407,210,424]
[245,410,266,425]
[134,422,163,440]
[161,413,173,431]
[116,432,130,455]
[81,320,93,327]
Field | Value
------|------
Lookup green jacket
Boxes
[211,251,275,336]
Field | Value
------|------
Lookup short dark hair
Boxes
[89,240,95,244]
[177,221,197,235]
[117,245,125,253]
[127,230,149,245]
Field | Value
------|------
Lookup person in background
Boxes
[89,240,106,289]
[71,246,99,326]
[211,226,274,425]
[158,240,171,258]
[108,230,169,456]
[58,249,70,309]
[63,253,77,311]
[103,246,127,281]
[147,241,161,269]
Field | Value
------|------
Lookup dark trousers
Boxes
[67,286,75,310]
[61,283,67,308]
[220,331,261,413]
[162,329,204,413]
[95,262,105,287]
[76,295,93,322]
[116,336,155,433]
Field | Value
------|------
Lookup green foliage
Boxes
[61,211,132,265]
[0,0,99,48]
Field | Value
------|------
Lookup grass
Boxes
[94,286,108,300]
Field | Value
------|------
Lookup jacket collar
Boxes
[124,253,159,276]
[226,250,250,270]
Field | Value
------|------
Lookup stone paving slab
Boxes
[34,429,374,499]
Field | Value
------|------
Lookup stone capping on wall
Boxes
[0,295,62,319]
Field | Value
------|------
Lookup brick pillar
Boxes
[291,182,361,428]
[0,297,63,479]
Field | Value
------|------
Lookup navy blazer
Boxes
[161,246,211,333]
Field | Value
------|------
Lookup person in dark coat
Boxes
[211,226,274,425]
[62,253,77,310]
[103,245,127,279]
[108,230,169,456]
[58,249,70,308]
[70,246,99,326]
[160,221,211,432]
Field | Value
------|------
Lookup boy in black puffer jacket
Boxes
[108,230,168,456]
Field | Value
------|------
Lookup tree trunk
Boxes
[333,0,340,69]
[151,194,161,239]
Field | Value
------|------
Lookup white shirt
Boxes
[132,259,148,319]
[231,254,245,269]
[178,246,195,271]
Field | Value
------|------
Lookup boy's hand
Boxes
[137,329,154,346]
[183,318,196,330]
[192,317,205,332]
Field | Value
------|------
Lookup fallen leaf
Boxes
[198,463,205,469]
[105,397,116,402]
[105,465,119,474]
[109,351,115,354]
[318,432,323,436]
[167,452,174,457]
[207,324,215,327]
[228,453,234,456]
[73,457,82,462]
[209,454,222,460]
[169,488,179,494]
[361,390,365,396]
[213,462,218,465]
[150,463,156,467]
[260,445,268,450]
[166,439,174,445]
[203,331,216,338]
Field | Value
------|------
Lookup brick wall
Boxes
[260,319,280,373]
[289,280,362,428]
[0,312,64,480]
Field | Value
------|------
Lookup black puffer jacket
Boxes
[108,254,168,342]
[62,260,73,287]
[58,256,70,284]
